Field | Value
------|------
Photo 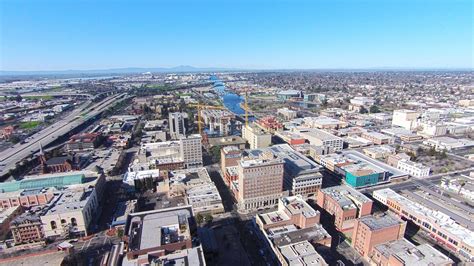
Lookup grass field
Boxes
[23,95,54,100]
[20,121,42,129]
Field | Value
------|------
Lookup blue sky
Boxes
[0,0,472,70]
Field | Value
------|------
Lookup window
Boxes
[71,218,77,226]
[51,221,57,230]
[61,219,67,224]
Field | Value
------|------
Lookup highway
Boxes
[0,93,128,177]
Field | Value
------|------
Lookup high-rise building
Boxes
[242,123,272,149]
[237,155,285,211]
[179,134,203,168]
[169,112,188,139]
[351,214,406,257]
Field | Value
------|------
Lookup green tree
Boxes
[369,105,380,113]
[204,214,213,224]
[196,213,204,225]
[359,106,368,114]
[209,146,221,163]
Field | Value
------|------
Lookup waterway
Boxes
[210,76,245,115]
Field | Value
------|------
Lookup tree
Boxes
[369,105,380,113]
[196,213,204,226]
[204,214,213,224]
[359,106,368,114]
[209,146,221,163]
[9,135,20,144]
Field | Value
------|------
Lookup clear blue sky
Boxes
[1,0,472,71]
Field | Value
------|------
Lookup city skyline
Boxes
[1,0,472,71]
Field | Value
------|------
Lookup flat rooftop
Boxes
[126,206,193,251]
[359,213,403,231]
[281,195,319,218]
[320,185,372,210]
[374,239,452,265]
[296,128,342,141]
[271,224,330,247]
[342,150,408,179]
[373,188,474,247]
[280,240,328,266]
[243,144,322,175]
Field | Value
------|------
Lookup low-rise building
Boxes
[371,238,453,266]
[121,206,205,265]
[360,131,394,145]
[41,175,105,238]
[10,210,44,244]
[274,131,306,146]
[257,116,284,133]
[352,214,406,257]
[169,168,224,215]
[277,107,298,120]
[316,185,372,234]
[0,205,22,239]
[440,175,474,202]
[423,137,474,151]
[373,188,474,261]
[66,133,102,152]
[294,128,343,152]
[363,145,396,159]
[303,116,347,129]
[256,196,330,266]
[396,159,430,177]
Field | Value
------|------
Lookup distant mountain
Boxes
[0,66,242,76]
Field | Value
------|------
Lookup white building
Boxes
[392,109,420,130]
[41,188,100,238]
[419,122,447,137]
[294,128,343,152]
[277,107,298,120]
[242,123,272,149]
[396,159,430,177]
[423,137,474,151]
[349,97,374,112]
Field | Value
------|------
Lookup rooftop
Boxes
[271,224,331,247]
[320,185,372,210]
[373,188,474,246]
[281,195,319,218]
[374,238,452,265]
[358,213,404,231]
[279,241,328,266]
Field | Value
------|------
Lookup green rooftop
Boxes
[0,174,85,193]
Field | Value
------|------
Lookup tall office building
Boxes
[237,154,285,211]
[179,134,203,169]
[169,112,188,139]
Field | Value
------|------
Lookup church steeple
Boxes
[39,142,47,173]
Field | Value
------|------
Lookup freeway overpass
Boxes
[0,93,129,178]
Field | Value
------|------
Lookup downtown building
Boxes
[236,154,285,212]
[235,144,324,202]
[168,112,188,139]
[373,188,474,261]
[255,195,330,266]
[351,213,406,258]
[316,185,373,235]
